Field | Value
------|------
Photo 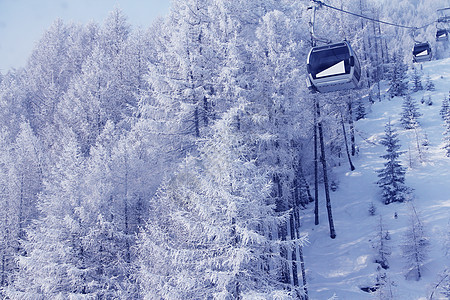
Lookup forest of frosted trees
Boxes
[0,0,448,298]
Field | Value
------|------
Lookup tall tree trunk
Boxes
[289,212,299,287]
[317,99,336,239]
[293,200,308,300]
[347,100,356,156]
[1,253,6,287]
[359,0,371,88]
[314,99,319,226]
[372,9,382,101]
[123,150,131,264]
[341,115,355,171]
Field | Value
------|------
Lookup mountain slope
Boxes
[303,57,450,300]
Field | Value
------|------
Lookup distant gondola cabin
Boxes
[412,42,432,63]
[436,29,449,41]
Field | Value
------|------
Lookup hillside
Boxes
[303,57,450,299]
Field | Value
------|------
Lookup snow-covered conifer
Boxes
[424,73,435,91]
[138,107,299,298]
[400,94,421,130]
[388,51,408,98]
[376,121,409,204]
[442,106,450,157]
[401,204,430,281]
[411,66,423,93]
[373,216,391,269]
[374,268,395,299]
[441,93,450,120]
[355,98,366,121]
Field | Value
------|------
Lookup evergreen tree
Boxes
[355,97,366,121]
[411,66,423,93]
[442,105,450,157]
[373,216,391,269]
[441,93,450,120]
[388,51,408,98]
[424,73,435,91]
[376,121,409,204]
[400,94,421,130]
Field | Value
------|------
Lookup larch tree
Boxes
[401,204,430,281]
[373,216,391,269]
[0,129,15,292]
[9,129,88,298]
[138,107,302,299]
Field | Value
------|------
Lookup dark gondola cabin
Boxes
[412,42,432,63]
[306,41,361,93]
[436,28,449,41]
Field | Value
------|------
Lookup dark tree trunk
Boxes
[317,100,336,239]
[347,100,356,156]
[289,212,299,287]
[314,100,319,226]
[293,199,308,300]
[341,115,355,171]
[194,106,200,138]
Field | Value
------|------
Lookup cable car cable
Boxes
[311,0,436,30]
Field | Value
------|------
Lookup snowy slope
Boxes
[303,57,450,300]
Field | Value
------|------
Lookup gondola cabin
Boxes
[436,29,449,41]
[412,42,432,63]
[306,41,361,93]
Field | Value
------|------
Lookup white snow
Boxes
[303,57,450,299]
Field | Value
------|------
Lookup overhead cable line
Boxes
[311,0,436,30]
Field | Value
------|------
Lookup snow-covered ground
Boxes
[303,57,450,300]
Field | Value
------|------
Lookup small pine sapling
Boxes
[425,73,435,91]
[441,93,450,120]
[442,107,450,157]
[374,268,395,299]
[401,204,430,281]
[373,216,391,269]
[369,202,376,216]
[376,121,410,204]
[411,66,423,92]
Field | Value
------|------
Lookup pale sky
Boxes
[0,0,171,73]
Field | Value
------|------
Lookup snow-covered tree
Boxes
[376,121,410,204]
[138,107,301,298]
[373,216,391,269]
[410,66,423,93]
[355,97,366,121]
[401,204,430,281]
[442,101,450,157]
[441,92,450,120]
[400,94,421,130]
[424,73,435,91]
[374,267,395,300]
[9,129,87,298]
[388,51,408,98]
